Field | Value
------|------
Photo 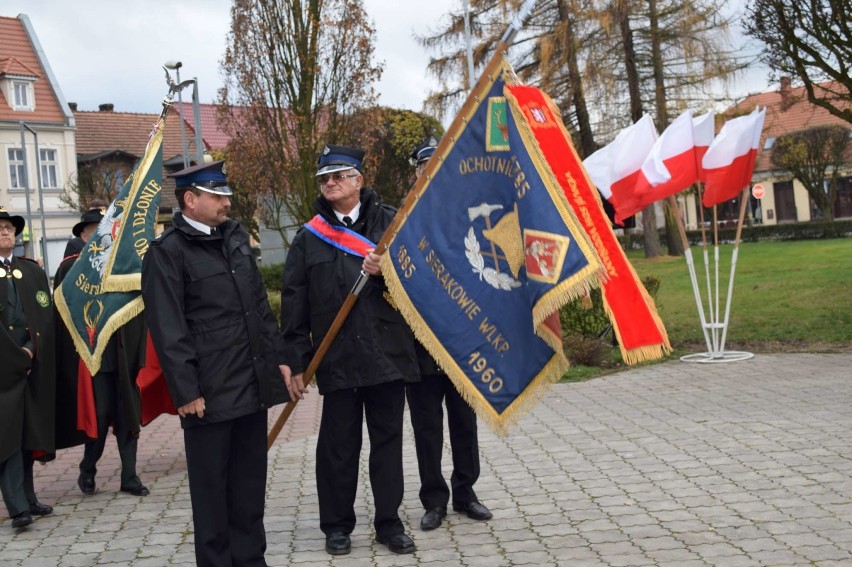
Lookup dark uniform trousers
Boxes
[0,452,27,517]
[317,380,406,538]
[184,410,268,567]
[79,371,140,488]
[406,372,480,509]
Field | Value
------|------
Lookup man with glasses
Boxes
[0,207,55,529]
[141,161,289,566]
[280,145,419,555]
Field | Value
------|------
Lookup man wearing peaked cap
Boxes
[400,137,493,532]
[0,206,56,529]
[142,160,289,566]
[280,144,420,555]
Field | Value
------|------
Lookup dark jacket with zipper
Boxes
[141,213,288,428]
[280,188,418,394]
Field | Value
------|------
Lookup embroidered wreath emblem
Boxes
[36,290,50,307]
[465,227,521,291]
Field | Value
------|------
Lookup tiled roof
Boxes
[0,15,67,124]
[74,108,204,163]
[73,107,207,210]
[0,56,40,78]
[727,80,852,173]
[176,101,248,150]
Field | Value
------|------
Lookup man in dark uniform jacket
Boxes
[280,145,419,556]
[0,208,55,529]
[402,139,492,531]
[53,212,149,497]
[141,161,289,567]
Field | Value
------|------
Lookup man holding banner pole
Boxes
[279,145,420,555]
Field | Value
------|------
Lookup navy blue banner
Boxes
[381,61,603,432]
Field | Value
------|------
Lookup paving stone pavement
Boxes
[2,352,852,566]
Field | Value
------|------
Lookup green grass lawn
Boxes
[564,238,852,381]
[630,238,852,348]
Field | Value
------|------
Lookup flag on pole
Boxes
[693,111,715,183]
[55,117,165,375]
[380,59,605,433]
[701,107,766,207]
[632,110,700,211]
[583,115,658,224]
[505,84,671,364]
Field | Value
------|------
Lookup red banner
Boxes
[506,85,671,364]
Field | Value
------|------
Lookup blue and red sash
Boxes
[305,215,376,258]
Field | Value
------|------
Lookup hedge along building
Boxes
[677,78,852,230]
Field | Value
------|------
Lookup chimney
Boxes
[68,102,77,111]
[779,76,793,110]
[98,103,115,112]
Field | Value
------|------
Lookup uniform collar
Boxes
[333,202,361,225]
[182,215,214,235]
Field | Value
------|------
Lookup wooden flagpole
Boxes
[267,0,540,449]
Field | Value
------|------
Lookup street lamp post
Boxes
[164,60,190,168]
[191,77,204,164]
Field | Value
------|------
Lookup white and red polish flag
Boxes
[583,114,658,225]
[701,107,766,208]
[627,109,704,215]
[693,111,715,183]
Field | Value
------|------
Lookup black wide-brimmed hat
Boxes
[72,207,106,237]
[0,206,25,236]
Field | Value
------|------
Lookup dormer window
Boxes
[13,80,32,109]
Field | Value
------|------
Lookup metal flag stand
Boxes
[679,184,754,363]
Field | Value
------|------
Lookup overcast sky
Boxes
[6,0,770,117]
[8,0,458,114]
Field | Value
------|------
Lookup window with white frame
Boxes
[12,80,33,110]
[39,148,58,188]
[8,148,26,188]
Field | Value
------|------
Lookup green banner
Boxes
[55,119,164,375]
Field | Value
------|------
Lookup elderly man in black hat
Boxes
[63,200,107,258]
[0,207,55,529]
[403,138,492,531]
[52,204,150,499]
[142,161,289,567]
[280,145,420,555]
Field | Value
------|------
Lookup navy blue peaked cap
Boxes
[316,144,365,176]
[169,160,232,195]
[410,136,439,165]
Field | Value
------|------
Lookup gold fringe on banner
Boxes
[381,255,569,436]
[53,291,144,376]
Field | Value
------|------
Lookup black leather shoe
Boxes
[77,474,95,495]
[453,500,493,521]
[420,506,447,530]
[29,502,53,516]
[120,484,150,497]
[325,532,351,555]
[11,512,32,529]
[376,532,416,554]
